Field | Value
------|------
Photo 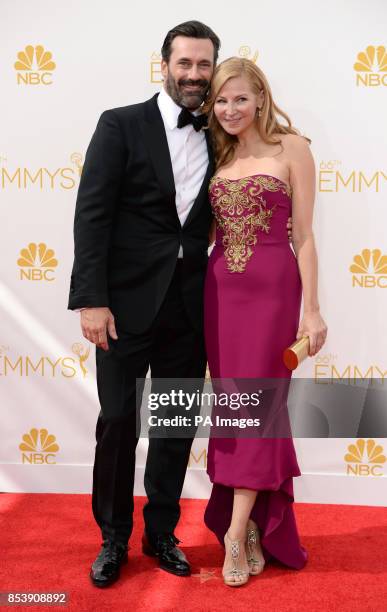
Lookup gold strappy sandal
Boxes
[222,532,250,587]
[246,525,266,576]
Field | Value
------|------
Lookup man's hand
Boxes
[80,307,118,351]
[287,216,293,242]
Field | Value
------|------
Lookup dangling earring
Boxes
[256,107,262,118]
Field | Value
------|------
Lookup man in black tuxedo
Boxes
[68,21,219,586]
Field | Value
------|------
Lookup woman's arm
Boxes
[287,135,327,356]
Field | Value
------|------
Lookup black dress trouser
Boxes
[92,261,207,544]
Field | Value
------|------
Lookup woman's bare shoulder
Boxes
[279,133,310,151]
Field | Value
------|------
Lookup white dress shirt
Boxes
[157,87,209,257]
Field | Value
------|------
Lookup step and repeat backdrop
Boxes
[1,0,386,504]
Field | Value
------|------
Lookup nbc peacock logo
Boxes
[350,249,387,288]
[345,439,386,476]
[354,45,387,86]
[14,45,56,85]
[17,243,58,281]
[19,428,60,464]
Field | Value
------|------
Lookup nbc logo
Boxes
[350,249,387,288]
[354,45,387,86]
[14,45,56,85]
[344,439,386,476]
[19,428,60,464]
[150,52,162,83]
[18,243,58,281]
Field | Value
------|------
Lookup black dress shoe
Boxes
[90,540,128,588]
[142,532,190,576]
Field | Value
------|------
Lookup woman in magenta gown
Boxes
[203,58,327,586]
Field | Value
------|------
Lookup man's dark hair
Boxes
[161,20,221,64]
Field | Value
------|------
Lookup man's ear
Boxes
[161,59,168,80]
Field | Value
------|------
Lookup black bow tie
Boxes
[177,107,207,132]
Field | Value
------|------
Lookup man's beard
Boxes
[165,73,209,110]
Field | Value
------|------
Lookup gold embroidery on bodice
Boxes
[210,174,291,273]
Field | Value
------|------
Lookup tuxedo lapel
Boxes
[140,94,176,204]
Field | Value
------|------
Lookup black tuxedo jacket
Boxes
[68,94,214,333]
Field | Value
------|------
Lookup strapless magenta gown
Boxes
[204,173,307,569]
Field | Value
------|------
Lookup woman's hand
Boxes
[296,311,327,356]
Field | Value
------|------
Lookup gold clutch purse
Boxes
[283,337,310,370]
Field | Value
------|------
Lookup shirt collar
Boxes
[158,87,202,130]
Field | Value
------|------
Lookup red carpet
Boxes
[1,494,387,612]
